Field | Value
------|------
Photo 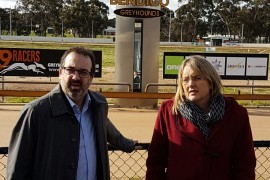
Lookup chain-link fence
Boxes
[0,148,7,180]
[254,141,270,180]
[1,141,270,180]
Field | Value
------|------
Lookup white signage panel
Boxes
[205,56,226,76]
[246,57,268,76]
[226,57,246,76]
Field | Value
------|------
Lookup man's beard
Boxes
[64,80,88,102]
[67,88,84,101]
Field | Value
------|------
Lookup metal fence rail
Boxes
[1,141,270,180]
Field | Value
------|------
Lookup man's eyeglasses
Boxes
[181,75,206,85]
[62,67,93,78]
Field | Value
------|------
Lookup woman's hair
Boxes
[60,46,96,76]
[172,55,222,114]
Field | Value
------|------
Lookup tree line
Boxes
[0,0,112,37]
[0,0,269,43]
[163,0,270,43]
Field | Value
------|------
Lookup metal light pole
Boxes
[180,23,183,45]
[92,21,94,40]
[210,23,213,47]
[30,18,32,34]
[61,20,64,42]
[30,18,33,42]
[0,17,1,39]
[241,24,244,48]
[10,7,12,36]
[169,11,172,42]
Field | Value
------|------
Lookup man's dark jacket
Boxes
[7,85,135,180]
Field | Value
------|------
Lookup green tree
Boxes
[108,18,115,28]
[160,7,171,41]
[175,0,268,43]
[247,0,270,43]
[0,8,10,35]
[15,11,31,36]
[173,1,210,42]
[64,0,109,38]
[16,0,64,36]
[261,0,270,43]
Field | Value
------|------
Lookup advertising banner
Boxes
[0,48,102,77]
[163,52,269,80]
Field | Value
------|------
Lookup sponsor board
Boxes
[163,52,269,80]
[0,48,102,77]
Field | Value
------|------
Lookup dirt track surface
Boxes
[0,105,269,147]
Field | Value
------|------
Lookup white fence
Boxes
[0,35,114,44]
[1,35,270,48]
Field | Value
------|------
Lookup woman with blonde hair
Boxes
[146,55,256,180]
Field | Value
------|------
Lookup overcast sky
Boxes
[0,0,180,19]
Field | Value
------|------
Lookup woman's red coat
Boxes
[146,97,256,180]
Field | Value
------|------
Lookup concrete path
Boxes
[1,105,269,147]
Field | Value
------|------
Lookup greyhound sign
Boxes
[0,48,102,77]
